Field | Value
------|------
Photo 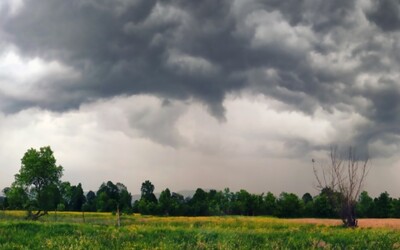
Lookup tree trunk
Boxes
[341,202,357,227]
[27,210,48,220]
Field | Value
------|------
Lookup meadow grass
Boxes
[1,211,400,249]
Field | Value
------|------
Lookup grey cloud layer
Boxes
[2,0,400,155]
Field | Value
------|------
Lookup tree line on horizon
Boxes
[1,145,389,222]
[1,178,399,219]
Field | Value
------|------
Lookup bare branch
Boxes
[312,146,370,227]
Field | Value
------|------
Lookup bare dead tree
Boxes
[313,146,370,227]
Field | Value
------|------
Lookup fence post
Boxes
[117,204,121,227]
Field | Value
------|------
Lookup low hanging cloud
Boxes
[0,94,344,194]
[1,0,400,158]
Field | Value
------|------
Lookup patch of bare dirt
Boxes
[287,218,400,229]
[358,219,400,229]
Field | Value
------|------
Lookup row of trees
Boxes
[134,185,400,218]
[1,146,135,218]
[0,145,375,228]
[3,179,134,215]
[3,177,400,219]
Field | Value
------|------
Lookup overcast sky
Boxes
[1,0,400,197]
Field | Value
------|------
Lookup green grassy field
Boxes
[1,211,400,249]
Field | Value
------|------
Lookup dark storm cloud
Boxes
[1,0,238,118]
[2,0,400,155]
[261,0,356,30]
[366,0,400,31]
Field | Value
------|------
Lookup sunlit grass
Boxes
[1,211,400,249]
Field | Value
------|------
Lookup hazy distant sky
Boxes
[1,0,400,197]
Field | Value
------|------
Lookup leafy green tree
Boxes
[140,180,157,203]
[264,192,277,216]
[189,188,209,216]
[316,187,341,218]
[96,192,108,212]
[252,194,265,216]
[39,183,61,212]
[231,190,253,215]
[208,190,227,216]
[302,193,313,204]
[116,183,132,213]
[221,188,233,215]
[58,182,86,211]
[374,191,392,218]
[57,203,65,211]
[356,191,374,218]
[10,146,63,219]
[390,198,400,218]
[95,181,130,212]
[138,198,158,215]
[313,193,337,218]
[138,180,158,215]
[4,185,28,209]
[59,181,73,209]
[70,183,86,211]
[158,188,172,215]
[132,199,140,213]
[85,191,97,212]
[0,187,8,209]
[302,193,314,217]
[276,192,303,218]
[170,192,186,216]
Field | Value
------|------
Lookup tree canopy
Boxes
[12,146,63,219]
